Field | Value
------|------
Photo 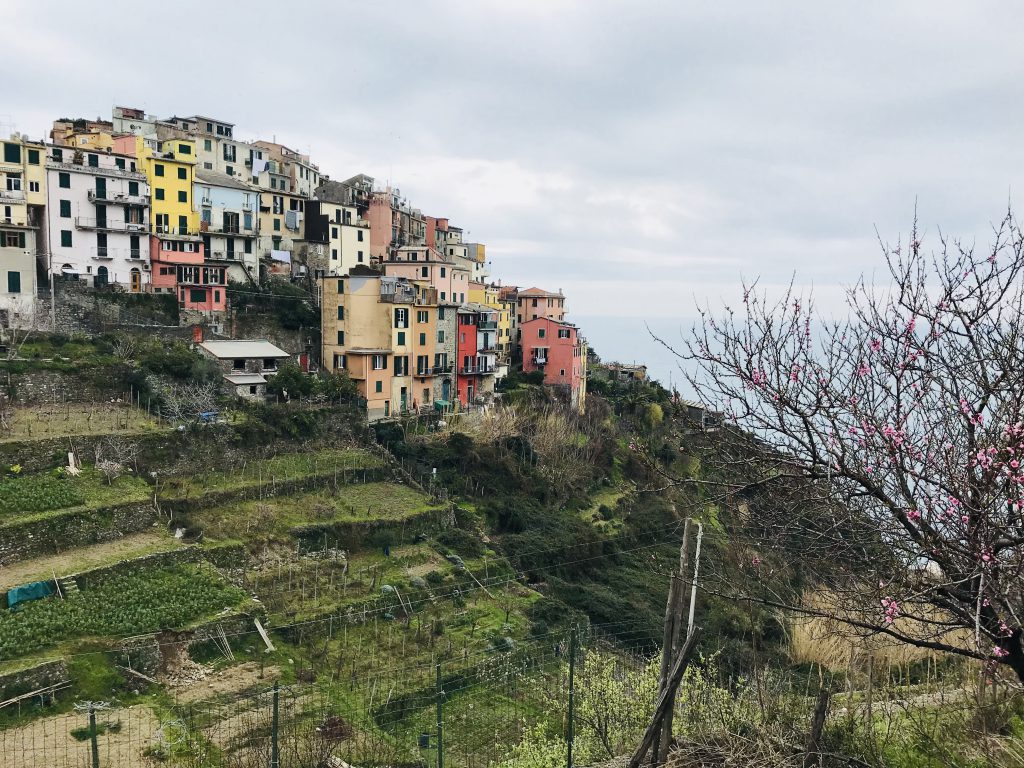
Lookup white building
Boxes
[195,170,261,285]
[0,136,45,328]
[311,181,371,276]
[45,145,151,291]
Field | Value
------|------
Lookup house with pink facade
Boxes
[520,316,587,413]
[382,246,471,305]
[149,235,228,321]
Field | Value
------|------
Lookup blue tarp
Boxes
[6,580,55,610]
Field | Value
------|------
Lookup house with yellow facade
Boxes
[0,135,46,328]
[322,268,444,420]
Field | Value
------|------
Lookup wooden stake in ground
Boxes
[802,684,831,768]
[628,627,703,768]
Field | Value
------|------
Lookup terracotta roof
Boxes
[518,287,563,297]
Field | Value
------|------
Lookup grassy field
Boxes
[1,403,162,442]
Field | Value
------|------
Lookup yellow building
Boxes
[322,272,439,420]
[0,136,46,327]
[122,135,198,236]
[482,283,513,359]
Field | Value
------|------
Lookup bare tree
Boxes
[662,211,1024,682]
[159,380,219,423]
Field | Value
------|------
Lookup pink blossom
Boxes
[856,363,871,377]
[993,646,1009,659]
[870,339,882,353]
[907,509,921,522]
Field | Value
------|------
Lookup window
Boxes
[394,308,409,328]
[225,166,233,176]
[337,279,344,293]
[178,190,187,203]
[337,305,344,320]
[440,292,446,301]
[52,148,63,162]
[357,230,363,241]
[558,328,571,339]
[178,215,188,233]
[244,239,252,254]
[61,230,72,247]
[334,354,346,370]
[437,330,445,343]
[438,307,446,320]
[7,271,20,293]
[440,267,446,277]
[273,219,280,231]
[155,188,165,200]
[397,331,406,345]
[337,331,344,345]
[58,172,70,188]
[421,266,428,278]
[375,381,383,393]
[28,181,39,192]
[59,199,71,218]
[372,355,385,370]
[417,310,428,323]
[177,167,187,180]
[419,332,426,345]
[204,162,213,170]
[27,149,39,165]
[2,143,20,163]
[538,328,546,339]
[560,369,566,377]
[233,359,245,371]
[331,248,338,260]
[214,290,221,303]
[87,154,98,167]
[393,356,409,376]
[357,251,363,262]
[332,227,338,238]
[204,139,212,151]
[155,164,164,177]
[178,144,191,155]
[190,288,206,303]
[2,231,25,248]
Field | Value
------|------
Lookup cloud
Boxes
[6,1,1024,384]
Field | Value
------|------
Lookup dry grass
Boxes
[0,403,161,442]
[789,590,972,671]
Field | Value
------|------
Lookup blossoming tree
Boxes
[671,213,1024,681]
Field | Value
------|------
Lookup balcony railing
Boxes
[461,365,494,375]
[76,217,147,232]
[91,247,115,260]
[0,187,25,202]
[477,321,498,331]
[88,190,147,205]
[531,356,547,366]
[154,225,198,237]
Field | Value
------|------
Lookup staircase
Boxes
[58,577,79,598]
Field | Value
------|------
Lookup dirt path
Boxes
[0,531,180,590]
[172,661,281,704]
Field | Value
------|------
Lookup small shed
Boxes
[198,340,291,399]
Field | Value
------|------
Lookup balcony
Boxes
[201,197,212,207]
[461,364,494,375]
[242,202,253,211]
[76,216,147,232]
[531,356,547,366]
[477,321,498,331]
[0,187,25,202]
[91,246,115,260]
[154,225,198,237]
[88,190,148,206]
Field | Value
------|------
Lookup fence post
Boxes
[567,627,577,768]
[436,662,444,768]
[89,707,100,768]
[271,682,280,768]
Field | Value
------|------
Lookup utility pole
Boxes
[436,662,444,768]
[567,626,578,768]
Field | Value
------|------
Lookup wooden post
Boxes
[653,520,691,765]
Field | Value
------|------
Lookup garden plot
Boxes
[0,564,249,663]
[0,467,151,518]
[0,403,161,442]
[193,482,443,543]
[159,447,385,500]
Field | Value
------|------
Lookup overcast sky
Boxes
[6,2,1023,385]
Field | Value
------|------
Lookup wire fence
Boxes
[0,626,641,768]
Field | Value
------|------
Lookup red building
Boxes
[520,316,588,412]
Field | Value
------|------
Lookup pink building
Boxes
[149,235,227,313]
[516,287,566,324]
[382,246,471,305]
[520,317,587,412]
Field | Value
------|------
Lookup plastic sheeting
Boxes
[6,580,55,610]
